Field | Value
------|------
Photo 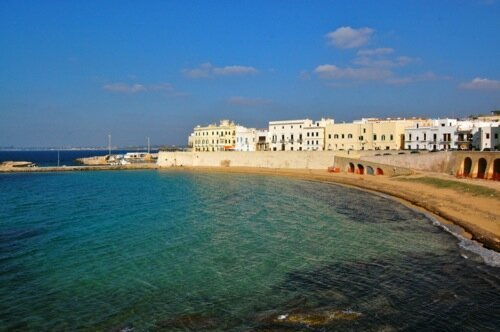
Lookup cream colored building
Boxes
[304,118,335,151]
[191,120,237,152]
[325,118,427,151]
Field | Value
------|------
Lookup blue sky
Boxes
[1,0,499,147]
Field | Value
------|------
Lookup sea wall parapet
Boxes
[157,151,337,169]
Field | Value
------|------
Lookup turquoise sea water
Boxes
[0,170,498,331]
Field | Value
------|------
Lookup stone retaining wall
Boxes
[157,151,336,169]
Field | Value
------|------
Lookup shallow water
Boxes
[0,170,498,331]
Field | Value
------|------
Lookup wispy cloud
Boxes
[226,96,272,106]
[182,63,258,78]
[326,26,374,49]
[459,77,500,90]
[386,72,447,85]
[213,66,258,75]
[103,82,188,96]
[357,48,394,56]
[314,64,391,81]
[353,55,417,68]
[103,83,147,93]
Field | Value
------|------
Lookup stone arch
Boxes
[348,162,355,173]
[493,159,500,181]
[357,164,364,175]
[376,168,384,175]
[463,157,472,177]
[477,158,487,179]
[366,166,374,175]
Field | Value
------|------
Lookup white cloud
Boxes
[182,63,258,78]
[102,82,187,96]
[227,96,272,106]
[459,77,500,90]
[103,83,147,93]
[314,64,391,81]
[326,26,374,49]
[213,66,258,76]
[386,71,448,85]
[182,62,212,78]
[353,55,417,68]
[357,48,394,56]
[149,83,174,91]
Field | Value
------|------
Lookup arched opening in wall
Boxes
[348,162,355,173]
[477,158,487,179]
[357,164,364,175]
[366,166,374,175]
[493,159,500,181]
[463,157,472,177]
[376,168,384,175]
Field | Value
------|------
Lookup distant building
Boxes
[268,119,312,151]
[190,120,237,152]
[235,126,256,151]
[304,118,335,151]
[405,118,500,151]
[473,126,500,151]
[405,119,457,151]
[268,118,334,151]
[325,118,424,151]
[255,129,269,151]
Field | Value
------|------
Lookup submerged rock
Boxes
[154,313,219,331]
[268,309,362,327]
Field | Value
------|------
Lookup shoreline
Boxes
[159,166,500,252]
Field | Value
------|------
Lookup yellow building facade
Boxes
[191,120,237,152]
[325,118,429,151]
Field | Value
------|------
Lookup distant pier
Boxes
[0,163,158,173]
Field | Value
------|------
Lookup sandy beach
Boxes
[160,166,500,252]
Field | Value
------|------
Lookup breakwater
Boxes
[0,164,157,173]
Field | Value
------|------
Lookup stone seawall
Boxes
[361,151,453,173]
[157,151,337,169]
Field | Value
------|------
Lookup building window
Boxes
[381,135,386,141]
[359,136,363,141]
[390,134,393,140]
[341,134,345,139]
[334,134,338,139]
[486,133,490,139]
[316,140,319,145]
[328,134,331,139]
[307,132,310,137]
[363,128,366,133]
[316,132,319,137]
[373,134,377,140]
[348,134,352,139]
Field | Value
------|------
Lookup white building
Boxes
[405,118,500,151]
[235,126,256,151]
[268,118,334,151]
[268,119,312,151]
[473,126,500,151]
[304,118,335,151]
[405,119,458,151]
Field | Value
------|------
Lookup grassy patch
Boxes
[397,176,499,198]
